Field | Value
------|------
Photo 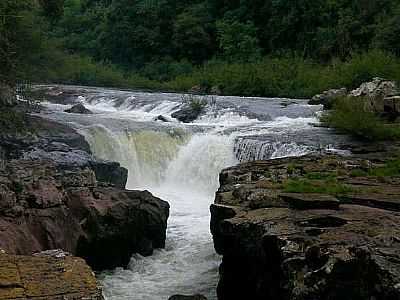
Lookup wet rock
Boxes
[309,88,347,109]
[172,105,204,123]
[0,252,104,299]
[211,155,400,300]
[168,295,208,300]
[154,115,170,122]
[0,160,169,271]
[65,103,93,114]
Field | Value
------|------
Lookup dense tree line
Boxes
[1,0,400,95]
[53,0,400,68]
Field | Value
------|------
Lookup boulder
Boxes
[349,77,399,113]
[154,115,170,122]
[0,159,169,271]
[168,295,208,300]
[171,105,204,123]
[309,88,347,109]
[211,155,400,300]
[65,103,93,114]
[384,95,400,118]
[0,251,104,299]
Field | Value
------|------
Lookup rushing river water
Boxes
[38,85,351,300]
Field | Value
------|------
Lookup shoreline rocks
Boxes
[0,251,104,299]
[211,155,400,300]
[0,114,169,272]
[309,78,400,116]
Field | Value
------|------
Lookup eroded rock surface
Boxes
[211,155,400,300]
[0,251,104,299]
[0,115,169,271]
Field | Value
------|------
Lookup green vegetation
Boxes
[322,97,400,140]
[1,0,400,97]
[283,177,352,195]
[350,157,400,178]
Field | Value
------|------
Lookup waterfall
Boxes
[79,125,188,189]
[38,85,337,300]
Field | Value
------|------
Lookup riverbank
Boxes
[211,150,400,300]
[0,102,170,297]
[25,50,400,100]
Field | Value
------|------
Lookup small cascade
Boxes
[79,125,188,189]
[234,137,311,162]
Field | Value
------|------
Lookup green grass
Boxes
[283,178,353,195]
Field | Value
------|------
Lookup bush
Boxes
[322,97,400,141]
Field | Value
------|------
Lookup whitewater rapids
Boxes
[38,85,350,300]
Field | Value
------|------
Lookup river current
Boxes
[38,85,350,300]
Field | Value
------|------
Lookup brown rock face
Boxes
[0,252,104,299]
[211,155,400,300]
[0,159,169,271]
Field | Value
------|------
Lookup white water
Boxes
[38,85,346,300]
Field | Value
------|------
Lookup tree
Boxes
[172,4,215,63]
[216,19,261,62]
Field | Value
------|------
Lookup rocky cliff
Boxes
[211,155,400,300]
[0,113,169,272]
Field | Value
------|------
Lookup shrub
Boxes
[322,97,400,141]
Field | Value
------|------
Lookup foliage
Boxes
[216,19,261,62]
[181,94,209,113]
[2,0,400,98]
[322,97,400,141]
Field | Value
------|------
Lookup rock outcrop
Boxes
[0,251,104,299]
[309,88,347,109]
[310,78,400,115]
[65,103,93,114]
[0,115,169,271]
[211,155,400,300]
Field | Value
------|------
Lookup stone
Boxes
[0,115,169,271]
[171,105,204,123]
[0,252,104,299]
[384,95,400,117]
[154,115,169,122]
[280,193,340,210]
[211,154,400,300]
[349,77,399,113]
[0,160,169,271]
[65,103,93,114]
[309,88,347,109]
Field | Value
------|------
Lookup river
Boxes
[38,85,351,300]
